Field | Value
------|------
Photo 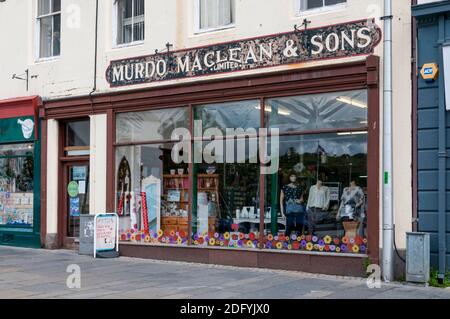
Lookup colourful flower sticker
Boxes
[352,245,360,253]
[306,242,314,251]
[276,242,283,249]
[144,235,151,243]
[292,241,300,250]
[342,236,350,244]
[209,238,216,246]
[324,235,332,244]
[247,240,253,248]
[312,236,318,243]
[291,234,297,241]
[301,240,307,248]
[267,234,274,241]
[330,245,336,251]
[157,229,164,237]
[231,223,239,231]
[333,238,340,245]
[249,232,256,241]
[224,232,230,240]
[318,240,325,247]
[360,245,366,252]
[336,247,341,253]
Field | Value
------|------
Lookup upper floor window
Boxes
[197,0,235,32]
[299,0,346,12]
[37,0,61,59]
[115,0,145,46]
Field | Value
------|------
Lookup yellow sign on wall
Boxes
[420,63,439,81]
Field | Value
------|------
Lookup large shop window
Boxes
[0,144,35,227]
[115,0,145,45]
[116,90,369,254]
[37,0,61,58]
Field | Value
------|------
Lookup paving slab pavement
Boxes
[0,246,449,299]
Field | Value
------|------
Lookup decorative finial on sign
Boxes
[294,18,311,32]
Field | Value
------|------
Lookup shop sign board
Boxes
[0,116,35,144]
[93,213,119,258]
[106,19,382,87]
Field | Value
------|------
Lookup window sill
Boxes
[295,4,347,17]
[35,56,60,64]
[112,41,145,50]
[193,24,235,36]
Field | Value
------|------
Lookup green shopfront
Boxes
[0,96,41,248]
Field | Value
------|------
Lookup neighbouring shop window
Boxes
[115,0,145,45]
[0,144,34,227]
[262,90,368,253]
[299,0,346,12]
[116,107,189,245]
[198,0,235,32]
[37,0,61,58]
[65,120,90,156]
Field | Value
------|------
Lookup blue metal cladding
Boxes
[415,8,450,269]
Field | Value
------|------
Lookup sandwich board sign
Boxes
[93,213,119,258]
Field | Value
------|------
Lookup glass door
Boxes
[66,164,90,238]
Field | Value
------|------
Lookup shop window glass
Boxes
[116,107,189,143]
[116,144,189,245]
[263,133,368,253]
[265,90,367,133]
[65,120,90,156]
[191,138,261,249]
[0,143,34,227]
[194,100,260,136]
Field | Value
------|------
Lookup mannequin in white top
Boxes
[306,180,330,235]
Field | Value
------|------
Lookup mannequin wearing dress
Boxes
[338,181,365,221]
[306,180,330,235]
[280,174,305,237]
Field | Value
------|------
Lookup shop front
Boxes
[0,96,41,248]
[43,20,381,276]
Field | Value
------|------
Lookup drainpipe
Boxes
[89,0,99,113]
[437,14,447,285]
[382,0,394,282]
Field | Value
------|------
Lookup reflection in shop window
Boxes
[263,133,368,253]
[0,144,34,227]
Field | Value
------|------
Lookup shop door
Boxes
[63,162,90,243]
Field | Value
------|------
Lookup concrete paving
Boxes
[0,246,449,299]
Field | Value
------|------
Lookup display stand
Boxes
[94,213,119,258]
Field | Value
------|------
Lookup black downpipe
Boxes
[89,0,99,114]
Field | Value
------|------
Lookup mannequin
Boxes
[280,173,305,237]
[306,180,330,235]
[337,180,365,221]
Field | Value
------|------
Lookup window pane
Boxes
[266,90,368,133]
[200,0,233,30]
[301,0,324,10]
[38,0,51,16]
[134,0,145,16]
[53,14,61,56]
[263,132,368,254]
[133,21,144,42]
[66,120,90,156]
[0,143,34,157]
[194,100,260,136]
[0,145,35,227]
[39,16,53,58]
[116,108,189,143]
[124,0,133,19]
[52,0,61,12]
[325,0,345,6]
[191,139,261,249]
[117,144,188,245]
